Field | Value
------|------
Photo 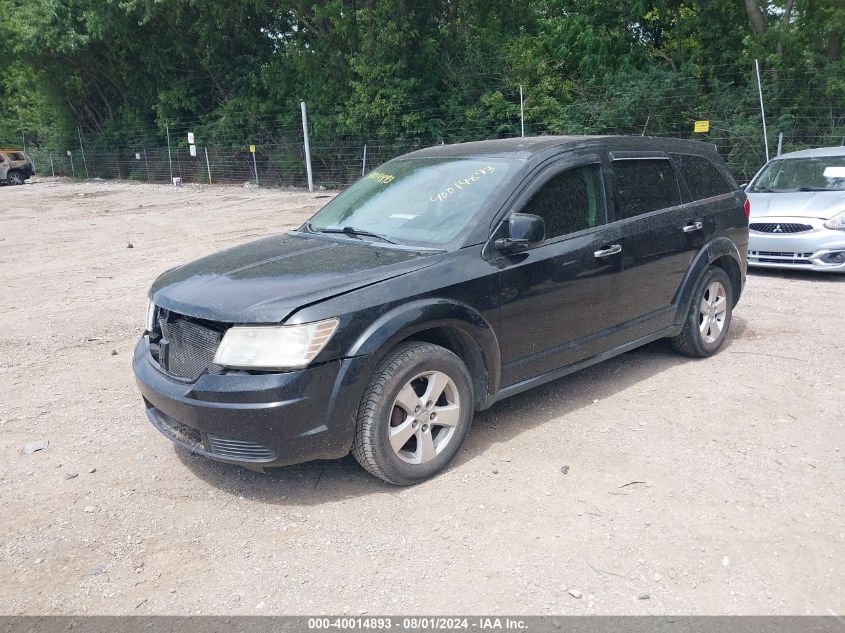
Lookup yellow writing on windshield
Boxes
[429,166,496,202]
[367,171,396,185]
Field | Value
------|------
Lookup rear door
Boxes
[494,155,625,386]
[609,152,703,327]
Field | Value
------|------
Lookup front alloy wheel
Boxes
[352,342,474,485]
[389,371,461,465]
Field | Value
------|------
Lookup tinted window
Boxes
[671,153,732,200]
[522,163,606,239]
[8,152,24,161]
[613,159,682,219]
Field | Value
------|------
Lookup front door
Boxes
[494,157,625,387]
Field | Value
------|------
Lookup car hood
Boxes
[150,232,444,323]
[747,191,845,220]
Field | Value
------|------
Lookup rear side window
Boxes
[522,163,607,239]
[671,153,732,200]
[613,159,682,219]
[8,152,25,161]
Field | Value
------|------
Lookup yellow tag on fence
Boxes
[249,144,256,153]
[693,120,710,133]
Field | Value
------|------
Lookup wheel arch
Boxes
[346,299,501,410]
[674,237,745,324]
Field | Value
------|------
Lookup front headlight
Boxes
[213,318,340,370]
[823,210,845,231]
[145,300,157,333]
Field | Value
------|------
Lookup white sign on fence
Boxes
[187,132,195,144]
[135,152,141,160]
[189,144,197,157]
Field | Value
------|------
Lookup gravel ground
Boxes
[0,178,843,616]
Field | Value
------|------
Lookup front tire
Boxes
[671,266,733,357]
[352,342,474,485]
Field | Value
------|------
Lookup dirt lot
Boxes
[1,178,843,616]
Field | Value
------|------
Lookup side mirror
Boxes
[495,213,545,253]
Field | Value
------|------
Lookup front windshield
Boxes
[305,157,521,247]
[750,156,845,192]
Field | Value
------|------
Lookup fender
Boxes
[673,237,745,326]
[346,298,502,405]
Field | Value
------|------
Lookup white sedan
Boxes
[746,146,845,272]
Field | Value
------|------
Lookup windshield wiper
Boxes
[796,187,835,192]
[307,223,399,245]
[749,186,775,193]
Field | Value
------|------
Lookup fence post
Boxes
[115,150,121,179]
[205,147,212,184]
[777,132,783,156]
[166,121,174,183]
[70,153,75,178]
[143,149,150,182]
[251,147,259,185]
[754,59,770,162]
[301,101,314,192]
[77,126,90,179]
[519,85,525,138]
[362,144,367,177]
[49,153,55,178]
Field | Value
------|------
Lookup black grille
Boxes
[158,315,225,381]
[147,406,277,463]
[749,222,812,233]
[207,435,277,461]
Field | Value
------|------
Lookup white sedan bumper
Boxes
[748,216,845,272]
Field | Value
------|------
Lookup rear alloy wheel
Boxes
[352,342,473,485]
[671,266,733,357]
[6,170,24,185]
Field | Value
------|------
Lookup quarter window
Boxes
[613,159,682,219]
[671,153,732,200]
[522,163,607,240]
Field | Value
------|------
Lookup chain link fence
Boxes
[24,128,844,191]
[16,69,845,190]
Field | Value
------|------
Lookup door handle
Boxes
[594,244,622,258]
[682,221,703,233]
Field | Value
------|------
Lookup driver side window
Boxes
[523,163,607,240]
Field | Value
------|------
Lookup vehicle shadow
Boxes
[177,321,748,506]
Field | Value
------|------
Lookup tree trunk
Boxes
[744,0,767,37]
[773,0,795,96]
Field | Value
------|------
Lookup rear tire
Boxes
[6,170,25,185]
[671,266,733,357]
[352,342,474,485]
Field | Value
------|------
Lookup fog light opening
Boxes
[821,251,845,264]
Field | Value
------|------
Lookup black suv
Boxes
[134,136,748,485]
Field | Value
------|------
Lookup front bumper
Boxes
[748,217,845,272]
[133,336,371,468]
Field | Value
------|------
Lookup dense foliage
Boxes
[0,0,842,179]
